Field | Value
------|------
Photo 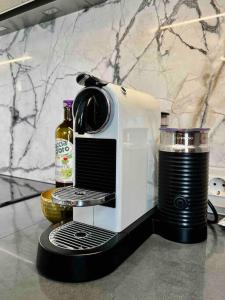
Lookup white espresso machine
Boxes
[37,73,160,282]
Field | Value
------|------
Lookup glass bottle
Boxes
[55,100,74,188]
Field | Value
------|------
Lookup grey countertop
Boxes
[0,175,53,207]
[0,197,225,300]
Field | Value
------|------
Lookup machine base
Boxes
[36,208,155,282]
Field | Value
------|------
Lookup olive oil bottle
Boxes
[55,100,74,188]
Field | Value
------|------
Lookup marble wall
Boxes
[0,0,225,183]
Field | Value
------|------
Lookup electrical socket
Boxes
[208,167,225,215]
[209,177,225,196]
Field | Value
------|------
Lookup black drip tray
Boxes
[37,209,155,282]
[0,175,54,208]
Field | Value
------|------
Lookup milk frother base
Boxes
[153,215,207,244]
[36,208,155,282]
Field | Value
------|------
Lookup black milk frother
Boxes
[157,128,210,243]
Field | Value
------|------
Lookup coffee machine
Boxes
[36,73,160,282]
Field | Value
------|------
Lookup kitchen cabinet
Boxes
[0,0,106,36]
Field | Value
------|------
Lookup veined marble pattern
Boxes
[0,0,225,182]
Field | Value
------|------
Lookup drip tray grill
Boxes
[49,221,117,251]
[52,186,115,207]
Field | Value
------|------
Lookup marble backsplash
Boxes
[0,0,225,183]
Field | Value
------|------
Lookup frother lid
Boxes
[160,127,210,133]
[159,127,210,153]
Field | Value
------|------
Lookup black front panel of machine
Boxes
[75,138,116,196]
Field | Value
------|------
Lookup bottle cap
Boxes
[63,100,73,108]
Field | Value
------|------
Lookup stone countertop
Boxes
[0,175,53,207]
[0,197,225,300]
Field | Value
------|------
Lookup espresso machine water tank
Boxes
[157,128,209,243]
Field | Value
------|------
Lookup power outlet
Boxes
[208,167,225,215]
[209,177,225,196]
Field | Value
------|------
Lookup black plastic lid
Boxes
[73,87,110,134]
[76,73,108,88]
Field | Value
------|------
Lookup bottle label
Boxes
[55,138,73,183]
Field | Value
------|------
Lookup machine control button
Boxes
[174,195,189,210]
